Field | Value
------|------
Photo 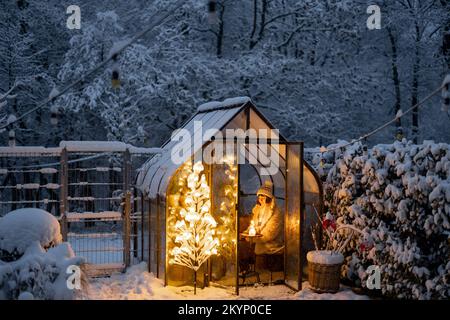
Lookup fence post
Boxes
[60,147,68,242]
[123,191,131,268]
[123,149,131,194]
[133,188,138,258]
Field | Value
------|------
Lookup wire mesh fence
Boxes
[63,152,129,274]
[0,144,153,276]
[0,151,61,217]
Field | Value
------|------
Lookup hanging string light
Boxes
[207,0,217,25]
[363,138,368,156]
[395,127,404,141]
[8,129,15,147]
[50,105,59,126]
[6,114,16,147]
[111,54,120,89]
[442,74,450,112]
[339,146,345,159]
[319,146,325,168]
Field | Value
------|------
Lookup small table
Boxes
[238,233,262,284]
[240,232,263,241]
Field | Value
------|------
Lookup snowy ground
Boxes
[84,263,369,300]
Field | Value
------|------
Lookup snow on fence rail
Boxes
[59,141,162,154]
[67,232,120,238]
[68,182,122,186]
[66,211,122,222]
[68,167,122,172]
[0,200,59,204]
[0,183,60,190]
[0,141,162,157]
[0,168,58,174]
[0,146,62,156]
[67,196,123,201]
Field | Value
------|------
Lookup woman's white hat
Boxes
[257,180,273,199]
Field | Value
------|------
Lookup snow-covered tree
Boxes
[1,0,449,148]
[314,140,449,299]
[0,0,68,146]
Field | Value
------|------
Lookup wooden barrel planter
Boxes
[307,250,344,293]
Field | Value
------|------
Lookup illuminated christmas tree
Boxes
[168,161,219,294]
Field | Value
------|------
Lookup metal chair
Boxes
[260,249,284,285]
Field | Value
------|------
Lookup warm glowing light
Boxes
[175,220,186,229]
[193,162,204,173]
[169,161,220,272]
[248,220,256,236]
[214,155,238,259]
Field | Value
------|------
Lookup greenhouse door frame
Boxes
[233,140,305,294]
[283,141,304,291]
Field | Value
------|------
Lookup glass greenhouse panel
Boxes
[301,164,322,278]
[209,157,238,288]
[284,143,302,290]
[165,162,206,286]
[149,197,158,274]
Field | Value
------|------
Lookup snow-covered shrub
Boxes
[0,208,86,299]
[312,140,449,299]
[0,208,62,261]
[0,241,85,300]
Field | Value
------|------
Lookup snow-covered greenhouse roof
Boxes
[136,97,261,196]
[136,96,320,199]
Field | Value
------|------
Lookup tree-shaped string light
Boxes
[216,155,238,258]
[168,161,219,294]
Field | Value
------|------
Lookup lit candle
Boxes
[248,220,256,236]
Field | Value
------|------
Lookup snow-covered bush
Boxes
[312,140,449,299]
[0,208,86,299]
[0,241,85,300]
[0,208,62,261]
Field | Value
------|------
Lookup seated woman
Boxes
[246,180,283,256]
